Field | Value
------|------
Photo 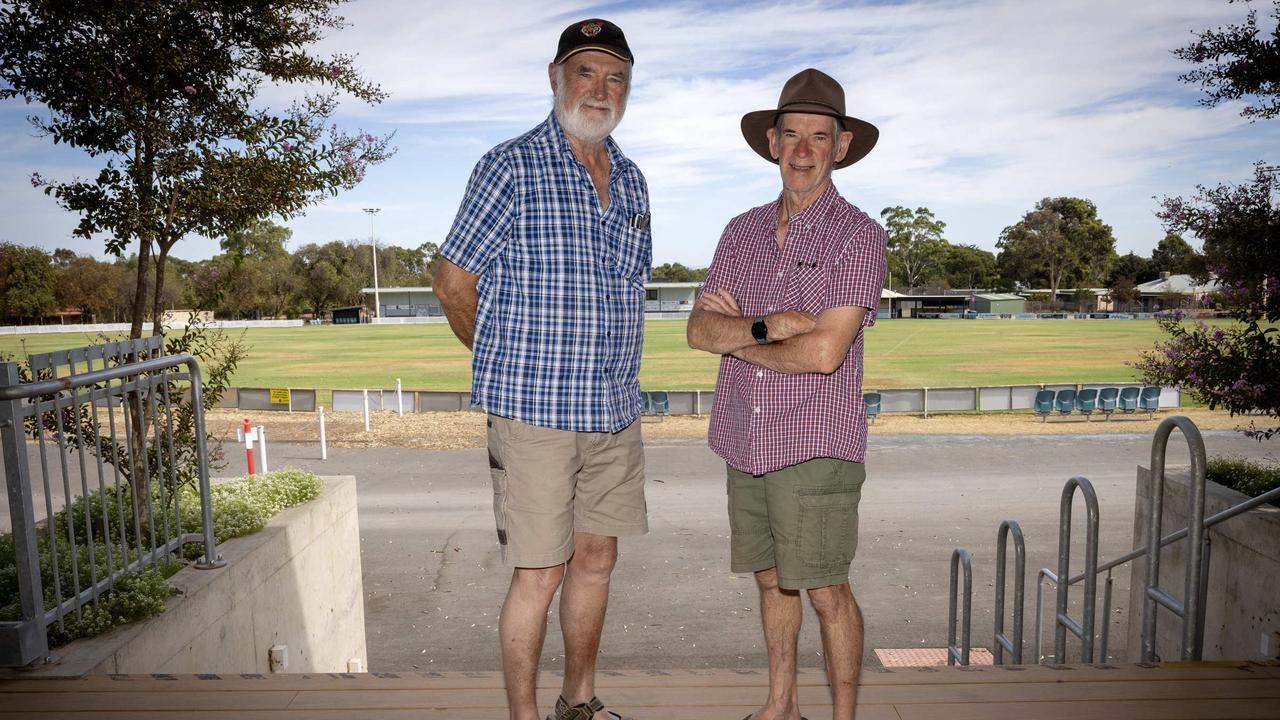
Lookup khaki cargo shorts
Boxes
[727,457,866,590]
[487,414,648,568]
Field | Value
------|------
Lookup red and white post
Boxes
[242,417,256,476]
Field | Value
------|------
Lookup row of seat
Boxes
[1034,386,1161,421]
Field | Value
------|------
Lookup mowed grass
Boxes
[0,318,1223,392]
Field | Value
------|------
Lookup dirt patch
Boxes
[205,407,1252,451]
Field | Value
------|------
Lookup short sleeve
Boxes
[699,219,741,300]
[440,152,517,274]
[826,219,887,326]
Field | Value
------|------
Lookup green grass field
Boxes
[0,318,1218,393]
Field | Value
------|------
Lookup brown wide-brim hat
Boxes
[741,68,878,169]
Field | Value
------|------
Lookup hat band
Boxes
[555,45,633,64]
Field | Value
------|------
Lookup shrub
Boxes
[1207,457,1280,507]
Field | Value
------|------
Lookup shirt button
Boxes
[756,371,763,378]
[777,271,784,278]
[753,406,761,414]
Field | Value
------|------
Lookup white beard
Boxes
[554,85,626,144]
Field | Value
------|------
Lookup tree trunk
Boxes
[151,243,170,337]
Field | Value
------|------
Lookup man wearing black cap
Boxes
[688,68,887,720]
[435,17,648,720]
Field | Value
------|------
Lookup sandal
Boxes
[548,694,633,720]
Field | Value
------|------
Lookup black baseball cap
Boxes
[554,18,633,65]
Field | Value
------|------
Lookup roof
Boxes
[974,293,1024,301]
[1134,274,1220,295]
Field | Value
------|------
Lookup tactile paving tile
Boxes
[874,647,995,667]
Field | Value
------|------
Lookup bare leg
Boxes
[501,564,566,720]
[560,532,619,720]
[749,567,803,720]
[807,583,864,720]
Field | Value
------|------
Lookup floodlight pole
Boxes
[364,207,381,321]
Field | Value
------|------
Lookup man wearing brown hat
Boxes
[435,18,648,720]
[687,68,887,720]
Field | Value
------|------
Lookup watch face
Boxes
[752,318,768,342]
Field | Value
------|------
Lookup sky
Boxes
[2,0,1277,269]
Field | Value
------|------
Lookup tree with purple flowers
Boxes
[0,0,395,339]
[1137,1,1280,440]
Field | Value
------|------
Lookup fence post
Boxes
[396,378,404,416]
[0,362,50,666]
[319,405,328,460]
[362,389,370,432]
[257,425,268,474]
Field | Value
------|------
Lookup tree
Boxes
[1175,0,1280,120]
[1107,251,1158,286]
[1151,233,1197,274]
[650,262,706,282]
[221,220,292,265]
[1136,163,1280,439]
[0,242,57,323]
[0,1,394,339]
[941,244,998,289]
[880,206,949,288]
[56,253,124,322]
[293,240,361,318]
[1109,276,1140,311]
[996,197,1116,307]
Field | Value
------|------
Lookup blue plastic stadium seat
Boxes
[864,392,882,424]
[1076,388,1098,420]
[1098,387,1119,419]
[1034,390,1055,422]
[650,390,670,416]
[1118,387,1140,414]
[1054,389,1077,416]
[640,390,653,415]
[1139,386,1161,418]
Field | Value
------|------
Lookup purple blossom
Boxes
[328,65,344,78]
[29,172,42,187]
[281,141,292,152]
[183,85,197,96]
[1172,308,1185,320]
[23,94,32,104]
[1213,328,1225,341]
[1267,277,1279,295]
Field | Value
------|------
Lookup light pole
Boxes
[363,207,381,321]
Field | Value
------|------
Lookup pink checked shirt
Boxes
[703,183,887,475]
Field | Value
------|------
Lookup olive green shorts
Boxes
[726,457,866,590]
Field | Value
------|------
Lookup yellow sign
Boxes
[269,388,291,405]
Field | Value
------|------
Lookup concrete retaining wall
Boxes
[15,476,365,676]
[1126,467,1280,662]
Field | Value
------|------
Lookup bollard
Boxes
[319,405,328,460]
[242,417,256,475]
[257,425,269,474]
[362,389,370,432]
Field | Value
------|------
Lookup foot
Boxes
[743,703,802,720]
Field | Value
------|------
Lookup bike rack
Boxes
[1141,416,1208,662]
[993,519,1026,664]
[947,547,973,666]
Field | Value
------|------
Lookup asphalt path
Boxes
[205,429,1276,672]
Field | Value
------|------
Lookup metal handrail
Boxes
[947,547,973,666]
[0,348,223,667]
[993,519,1025,664]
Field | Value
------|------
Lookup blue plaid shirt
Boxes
[441,113,651,433]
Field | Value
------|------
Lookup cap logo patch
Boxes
[580,21,602,37]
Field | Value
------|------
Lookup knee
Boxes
[569,538,617,578]
[516,564,566,596]
[807,583,852,618]
[754,566,781,592]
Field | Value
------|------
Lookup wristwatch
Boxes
[751,315,770,345]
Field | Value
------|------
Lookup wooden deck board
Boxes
[0,663,1276,719]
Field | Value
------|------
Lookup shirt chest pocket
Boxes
[781,262,831,315]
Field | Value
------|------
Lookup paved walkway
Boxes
[212,430,1274,672]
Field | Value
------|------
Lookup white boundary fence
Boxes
[0,319,306,335]
[215,383,1179,416]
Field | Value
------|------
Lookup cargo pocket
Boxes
[487,418,510,560]
[796,486,860,569]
